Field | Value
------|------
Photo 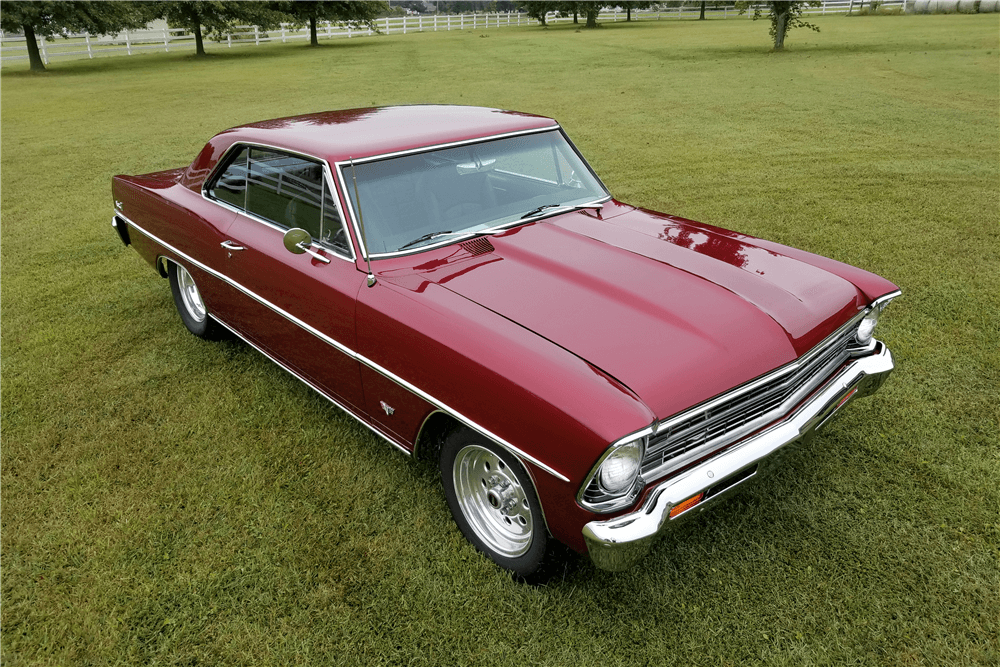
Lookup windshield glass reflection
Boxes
[344,130,608,255]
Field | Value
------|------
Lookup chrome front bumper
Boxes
[583,342,895,572]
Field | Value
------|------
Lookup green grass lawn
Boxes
[2,14,998,666]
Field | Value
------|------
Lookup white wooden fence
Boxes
[0,1,962,66]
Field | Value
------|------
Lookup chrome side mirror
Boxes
[283,228,330,264]
[283,227,312,254]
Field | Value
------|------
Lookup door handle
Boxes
[220,240,246,251]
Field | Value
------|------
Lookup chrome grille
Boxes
[641,314,865,482]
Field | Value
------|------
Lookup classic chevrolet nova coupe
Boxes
[112,106,900,575]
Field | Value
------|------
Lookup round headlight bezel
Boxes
[597,439,643,495]
[856,307,881,345]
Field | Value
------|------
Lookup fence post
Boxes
[162,27,169,52]
[434,15,438,31]
[281,25,286,43]
[473,13,476,29]
[327,21,332,38]
[125,30,131,56]
[86,33,94,58]
[461,14,464,29]
[227,34,232,47]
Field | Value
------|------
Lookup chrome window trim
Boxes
[201,141,356,263]
[121,212,570,483]
[334,126,612,261]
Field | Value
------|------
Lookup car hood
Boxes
[412,208,864,421]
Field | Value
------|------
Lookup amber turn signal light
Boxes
[669,492,705,519]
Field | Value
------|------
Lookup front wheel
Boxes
[168,262,222,339]
[440,427,548,577]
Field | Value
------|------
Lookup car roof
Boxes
[211,105,559,164]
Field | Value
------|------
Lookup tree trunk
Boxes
[774,8,788,49]
[22,23,45,72]
[585,7,599,27]
[573,10,578,23]
[700,0,707,19]
[627,7,632,20]
[310,15,319,46]
[193,19,205,56]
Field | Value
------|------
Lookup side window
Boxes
[207,146,249,209]
[208,145,350,257]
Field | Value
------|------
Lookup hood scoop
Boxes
[460,237,495,256]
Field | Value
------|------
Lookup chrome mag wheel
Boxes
[168,261,221,340]
[176,264,207,323]
[453,444,534,557]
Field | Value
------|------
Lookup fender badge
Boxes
[380,401,395,416]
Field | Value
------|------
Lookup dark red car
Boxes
[112,106,900,575]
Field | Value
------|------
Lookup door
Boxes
[205,145,367,413]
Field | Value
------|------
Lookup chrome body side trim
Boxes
[120,212,570,483]
[207,312,411,455]
[333,126,612,261]
[582,342,896,572]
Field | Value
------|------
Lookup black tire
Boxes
[168,262,223,339]
[440,427,549,577]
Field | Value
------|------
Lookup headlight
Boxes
[856,307,881,345]
[598,439,642,494]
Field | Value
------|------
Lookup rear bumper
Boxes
[583,342,895,572]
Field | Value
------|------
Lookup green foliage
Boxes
[156,1,285,49]
[0,0,152,37]
[0,1,154,70]
[516,1,561,24]
[2,15,998,666]
[735,0,822,49]
[274,1,386,46]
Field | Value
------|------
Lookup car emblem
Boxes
[115,200,123,210]
[380,401,394,416]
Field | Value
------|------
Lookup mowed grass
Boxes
[2,14,998,666]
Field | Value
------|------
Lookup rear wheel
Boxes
[168,262,222,339]
[440,427,548,577]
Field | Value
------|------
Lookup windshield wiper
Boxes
[398,230,456,250]
[520,202,605,221]
[520,204,562,220]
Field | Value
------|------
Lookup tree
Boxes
[154,1,284,57]
[619,1,652,21]
[736,1,821,50]
[277,1,384,47]
[580,1,605,26]
[517,1,560,25]
[0,1,154,72]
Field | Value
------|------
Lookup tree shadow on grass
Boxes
[0,38,377,79]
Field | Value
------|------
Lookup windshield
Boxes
[343,130,608,255]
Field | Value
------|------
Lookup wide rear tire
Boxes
[168,262,223,340]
